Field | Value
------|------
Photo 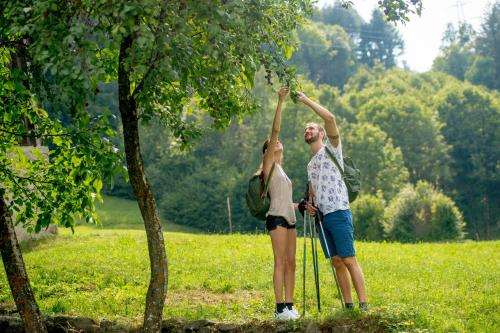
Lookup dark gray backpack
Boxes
[325,147,361,202]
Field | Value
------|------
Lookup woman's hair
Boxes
[255,138,282,175]
[262,139,270,155]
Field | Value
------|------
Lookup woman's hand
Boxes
[278,87,289,101]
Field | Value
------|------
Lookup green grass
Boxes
[87,195,199,233]
[0,196,499,332]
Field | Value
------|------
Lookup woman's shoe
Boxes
[275,308,295,320]
[288,305,300,319]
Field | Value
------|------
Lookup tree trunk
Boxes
[0,193,48,333]
[118,35,168,333]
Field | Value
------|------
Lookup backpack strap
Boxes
[324,146,345,177]
[261,162,276,198]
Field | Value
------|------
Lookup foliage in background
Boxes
[293,3,406,89]
[350,193,386,241]
[291,21,357,88]
[433,2,500,90]
[96,1,498,241]
[106,65,499,240]
[342,122,408,201]
[384,181,466,242]
[0,47,120,232]
[435,83,500,239]
[358,9,404,68]
[344,66,453,185]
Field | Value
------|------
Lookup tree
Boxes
[465,55,497,88]
[433,3,500,90]
[315,1,364,36]
[384,181,465,242]
[0,43,120,332]
[344,67,453,185]
[350,193,386,241]
[435,83,500,239]
[358,9,405,68]
[476,2,500,89]
[3,0,312,331]
[291,21,357,88]
[340,0,423,23]
[343,122,409,201]
[433,23,476,81]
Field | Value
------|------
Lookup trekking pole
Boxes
[308,213,321,312]
[317,219,345,309]
[313,219,321,310]
[302,211,307,316]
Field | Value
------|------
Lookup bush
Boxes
[351,193,386,241]
[384,181,466,242]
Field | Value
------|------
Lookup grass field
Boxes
[0,196,499,332]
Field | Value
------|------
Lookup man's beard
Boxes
[305,132,320,144]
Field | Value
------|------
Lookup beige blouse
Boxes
[266,164,296,225]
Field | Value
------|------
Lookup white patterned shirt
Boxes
[307,139,349,215]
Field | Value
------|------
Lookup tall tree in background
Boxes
[358,10,404,68]
[433,23,476,81]
[316,0,364,36]
[344,67,453,185]
[436,84,500,239]
[476,1,500,89]
[292,21,357,88]
[343,123,409,201]
[433,2,500,90]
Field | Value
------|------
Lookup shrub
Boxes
[351,193,386,241]
[384,181,465,242]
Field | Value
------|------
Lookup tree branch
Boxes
[131,2,168,98]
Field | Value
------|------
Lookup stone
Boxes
[305,321,321,333]
[218,323,239,332]
[0,315,24,333]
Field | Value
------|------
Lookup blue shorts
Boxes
[317,209,355,258]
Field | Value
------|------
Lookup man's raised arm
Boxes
[297,92,340,147]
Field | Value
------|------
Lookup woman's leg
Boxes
[270,226,288,303]
[284,228,297,303]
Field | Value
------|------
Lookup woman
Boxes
[260,87,299,320]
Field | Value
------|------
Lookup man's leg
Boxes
[327,210,367,306]
[331,256,353,304]
[342,256,367,303]
[317,214,351,306]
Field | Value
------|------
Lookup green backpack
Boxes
[325,147,361,203]
[246,163,275,220]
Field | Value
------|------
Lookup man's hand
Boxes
[278,87,289,101]
[296,91,308,104]
[306,201,317,216]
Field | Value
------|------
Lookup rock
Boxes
[305,321,321,333]
[48,316,99,332]
[0,315,24,333]
[99,319,115,329]
[184,319,215,331]
[161,318,184,333]
[218,323,239,332]
[331,324,353,333]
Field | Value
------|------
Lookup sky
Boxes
[316,0,494,72]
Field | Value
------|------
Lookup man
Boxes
[297,91,368,311]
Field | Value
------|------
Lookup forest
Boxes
[101,2,500,241]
